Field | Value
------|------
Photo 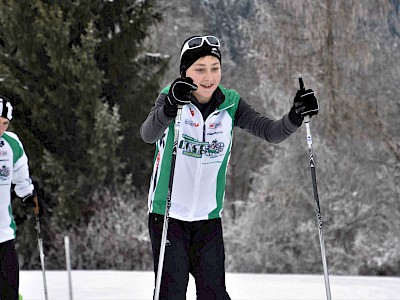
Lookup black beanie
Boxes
[0,96,13,121]
[180,36,222,76]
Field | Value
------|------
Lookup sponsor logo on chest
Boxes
[0,165,10,181]
[179,134,225,159]
[184,119,200,127]
[209,121,222,129]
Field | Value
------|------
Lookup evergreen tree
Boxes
[1,1,107,221]
[94,0,167,190]
[0,0,164,219]
[0,0,165,268]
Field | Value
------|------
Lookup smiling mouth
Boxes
[201,83,213,88]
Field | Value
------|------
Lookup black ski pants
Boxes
[0,240,19,300]
[149,213,231,300]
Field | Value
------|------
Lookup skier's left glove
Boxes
[22,190,46,217]
[289,89,319,126]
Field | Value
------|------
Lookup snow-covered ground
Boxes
[20,270,400,300]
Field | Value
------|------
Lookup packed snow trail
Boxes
[20,270,400,300]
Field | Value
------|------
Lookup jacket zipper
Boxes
[189,105,204,219]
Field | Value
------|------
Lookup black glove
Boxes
[164,77,197,117]
[22,190,46,217]
[289,89,319,126]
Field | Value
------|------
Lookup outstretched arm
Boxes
[234,98,299,144]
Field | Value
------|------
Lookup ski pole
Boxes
[299,78,332,300]
[154,105,183,300]
[33,195,49,300]
[64,236,73,300]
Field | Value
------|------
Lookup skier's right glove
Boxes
[164,77,197,117]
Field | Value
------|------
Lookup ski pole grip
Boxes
[299,77,305,91]
[33,195,40,216]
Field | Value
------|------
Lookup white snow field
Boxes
[20,270,400,300]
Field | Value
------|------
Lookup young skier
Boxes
[0,96,44,300]
[140,35,318,299]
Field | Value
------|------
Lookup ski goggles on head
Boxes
[180,35,220,60]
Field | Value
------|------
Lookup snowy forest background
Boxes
[0,0,399,276]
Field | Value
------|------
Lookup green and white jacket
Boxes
[0,131,34,243]
[141,85,299,222]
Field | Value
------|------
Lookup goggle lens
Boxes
[205,36,219,46]
[187,37,203,48]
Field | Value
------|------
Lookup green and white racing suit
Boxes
[0,131,34,243]
[141,85,299,222]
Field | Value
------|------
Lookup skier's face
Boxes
[186,56,221,104]
[0,117,9,136]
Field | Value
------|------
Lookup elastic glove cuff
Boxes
[289,106,304,126]
[164,96,178,118]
